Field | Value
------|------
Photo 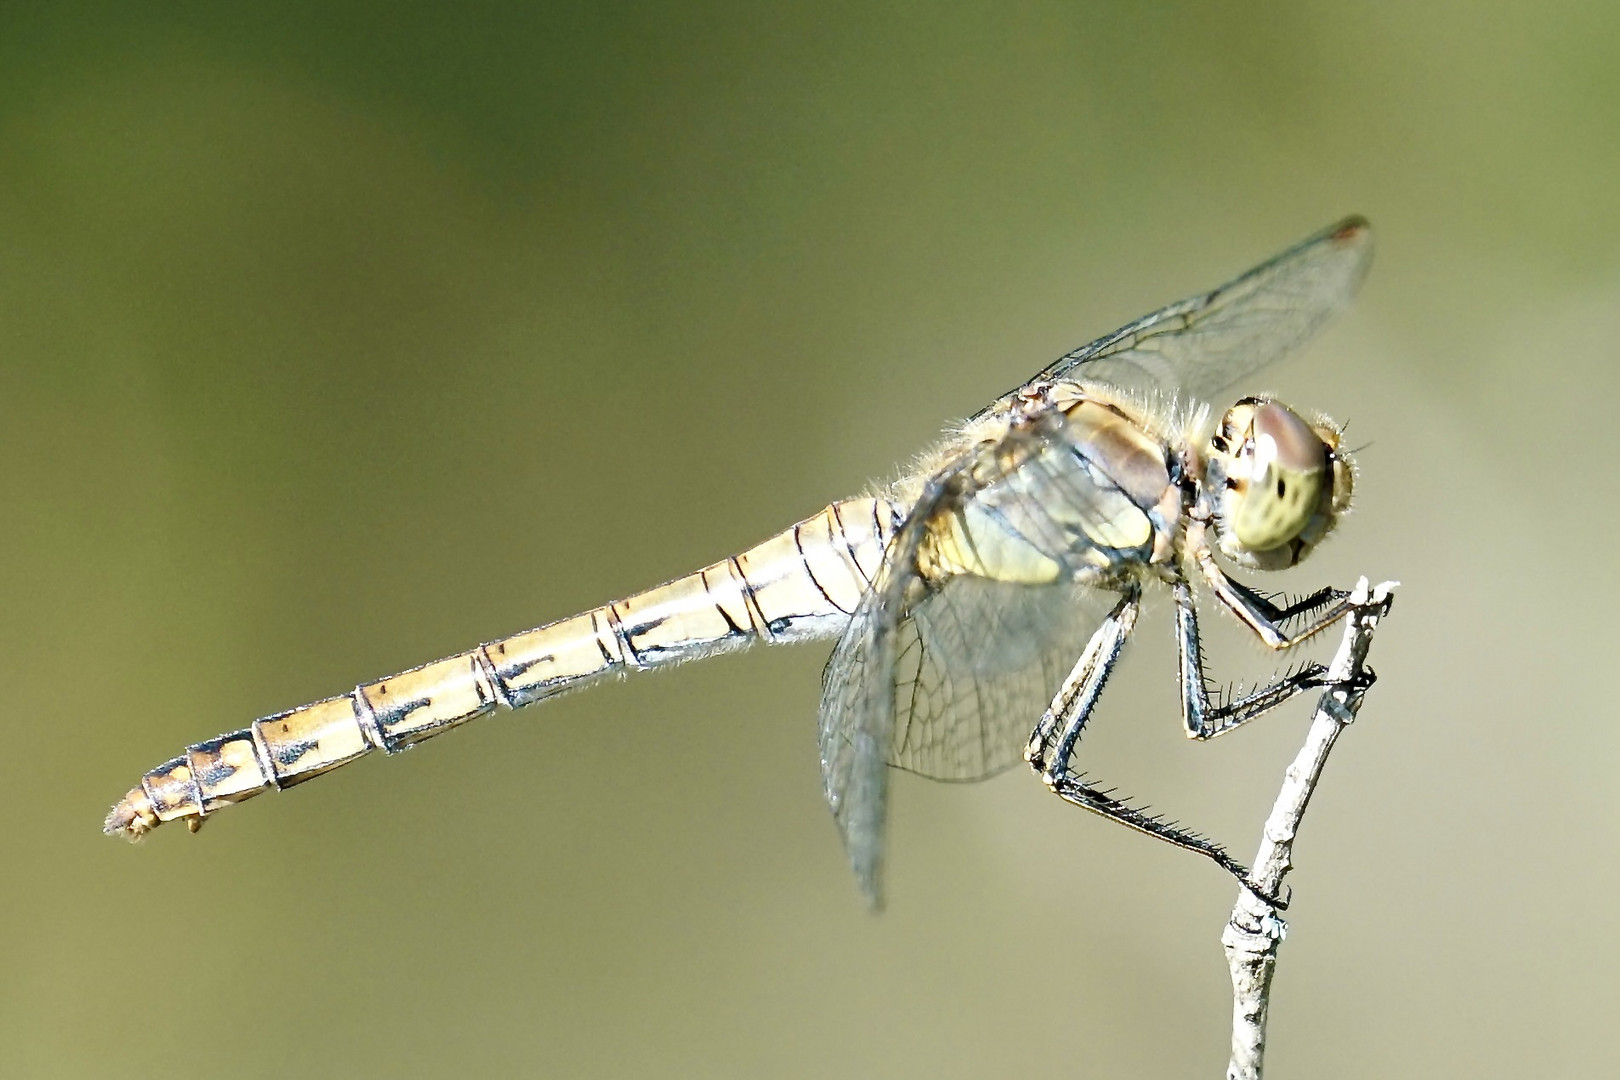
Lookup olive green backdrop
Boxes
[3,3,1617,1077]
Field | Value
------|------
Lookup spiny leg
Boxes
[1195,548,1354,650]
[1031,585,1138,774]
[1023,584,1281,904]
[1173,571,1352,742]
[1226,578,1347,630]
[1023,585,1139,772]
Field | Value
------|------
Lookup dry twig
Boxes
[1222,577,1397,1080]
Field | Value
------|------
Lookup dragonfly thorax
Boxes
[1203,397,1354,571]
[914,387,1184,587]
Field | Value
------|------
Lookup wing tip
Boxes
[855,861,887,913]
[1327,214,1372,247]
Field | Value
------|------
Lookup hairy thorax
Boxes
[915,384,1185,588]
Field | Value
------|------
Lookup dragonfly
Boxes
[106,216,1375,909]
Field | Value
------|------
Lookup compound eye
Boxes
[1232,402,1329,551]
[1254,401,1327,478]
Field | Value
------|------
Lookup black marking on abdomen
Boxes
[603,606,644,669]
[730,555,775,642]
[830,502,874,588]
[792,523,841,612]
[700,567,751,638]
[590,609,619,667]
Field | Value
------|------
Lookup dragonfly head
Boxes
[1204,397,1353,571]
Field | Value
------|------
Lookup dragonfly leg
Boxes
[1024,584,1139,775]
[1174,572,1350,741]
[1196,550,1354,649]
[1024,584,1286,907]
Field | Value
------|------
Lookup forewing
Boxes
[987,216,1373,411]
[819,438,1126,907]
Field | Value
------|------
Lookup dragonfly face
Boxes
[1203,397,1355,572]
[108,216,1379,912]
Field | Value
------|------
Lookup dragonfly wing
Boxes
[818,444,1123,907]
[819,487,935,910]
[888,576,1115,781]
[986,216,1373,412]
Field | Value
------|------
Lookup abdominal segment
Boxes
[105,498,899,838]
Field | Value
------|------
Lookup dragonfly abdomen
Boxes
[105,498,898,839]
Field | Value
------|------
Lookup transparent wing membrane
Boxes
[985,216,1372,410]
[819,567,902,907]
[890,578,1117,781]
[819,426,1145,905]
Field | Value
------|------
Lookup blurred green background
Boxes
[3,2,1618,1077]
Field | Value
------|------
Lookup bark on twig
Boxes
[1222,577,1396,1080]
